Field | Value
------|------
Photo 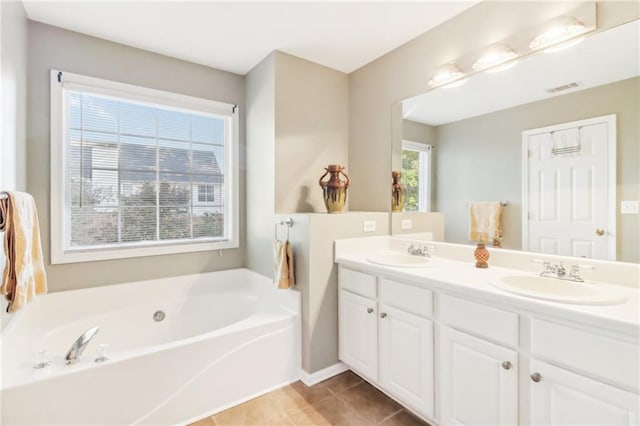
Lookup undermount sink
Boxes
[489,275,627,305]
[366,252,433,268]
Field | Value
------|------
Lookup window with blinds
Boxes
[51,71,239,263]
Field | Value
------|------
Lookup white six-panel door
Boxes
[440,327,518,426]
[522,115,616,260]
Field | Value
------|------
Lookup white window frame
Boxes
[402,140,432,212]
[50,70,239,264]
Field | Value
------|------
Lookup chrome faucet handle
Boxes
[569,264,595,282]
[531,258,553,274]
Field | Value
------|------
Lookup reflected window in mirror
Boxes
[402,140,432,212]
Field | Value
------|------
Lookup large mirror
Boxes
[394,20,639,263]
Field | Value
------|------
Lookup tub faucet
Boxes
[65,326,99,365]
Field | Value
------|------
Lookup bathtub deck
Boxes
[189,370,430,426]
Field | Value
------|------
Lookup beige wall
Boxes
[435,77,639,263]
[275,52,349,214]
[403,120,435,146]
[246,52,354,373]
[246,53,276,277]
[281,212,389,373]
[349,1,639,213]
[27,22,246,292]
[1,0,27,191]
[390,212,444,242]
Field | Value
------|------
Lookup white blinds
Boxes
[65,90,227,249]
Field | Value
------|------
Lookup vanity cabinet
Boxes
[529,360,639,425]
[338,289,378,380]
[338,267,435,419]
[379,303,434,417]
[440,326,518,426]
[337,265,639,426]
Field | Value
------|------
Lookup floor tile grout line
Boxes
[374,408,405,425]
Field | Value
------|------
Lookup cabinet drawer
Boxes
[380,278,433,318]
[531,319,639,391]
[439,294,518,347]
[339,267,376,299]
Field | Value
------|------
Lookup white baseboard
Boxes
[300,362,349,387]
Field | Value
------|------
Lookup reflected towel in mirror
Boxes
[468,201,503,247]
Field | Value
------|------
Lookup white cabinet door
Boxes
[338,289,378,380]
[530,360,639,425]
[379,304,434,418]
[440,327,518,426]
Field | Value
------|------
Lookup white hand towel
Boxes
[0,191,48,312]
[273,240,295,289]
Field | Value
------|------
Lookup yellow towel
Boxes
[273,240,294,289]
[0,192,47,312]
[468,201,503,246]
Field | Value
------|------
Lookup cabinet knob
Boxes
[501,361,512,370]
[530,373,542,383]
[367,308,374,314]
[380,312,387,318]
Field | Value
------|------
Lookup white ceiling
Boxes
[403,20,640,126]
[22,1,478,75]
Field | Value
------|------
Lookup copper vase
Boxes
[391,171,406,212]
[319,164,350,213]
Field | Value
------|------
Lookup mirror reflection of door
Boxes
[402,140,432,212]
[523,114,616,260]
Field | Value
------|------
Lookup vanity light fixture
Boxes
[428,63,467,88]
[472,43,519,73]
[529,15,587,52]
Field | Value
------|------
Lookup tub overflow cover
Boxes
[153,310,166,322]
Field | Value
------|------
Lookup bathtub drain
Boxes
[153,310,166,322]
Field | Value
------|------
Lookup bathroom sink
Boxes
[488,275,627,305]
[366,252,432,268]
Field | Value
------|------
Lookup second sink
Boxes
[367,252,433,268]
[488,275,627,305]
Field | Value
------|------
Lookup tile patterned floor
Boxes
[189,370,431,426]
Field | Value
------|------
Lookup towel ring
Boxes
[275,218,294,240]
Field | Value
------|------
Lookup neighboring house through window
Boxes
[401,140,432,212]
[50,70,239,263]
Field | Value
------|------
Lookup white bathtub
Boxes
[0,268,301,425]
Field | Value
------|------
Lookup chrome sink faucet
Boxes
[532,259,594,282]
[65,326,99,365]
[407,244,434,258]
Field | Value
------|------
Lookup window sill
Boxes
[51,239,239,264]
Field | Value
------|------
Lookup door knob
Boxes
[380,312,387,318]
[501,361,512,370]
[530,373,542,382]
[367,308,373,314]
[595,228,605,236]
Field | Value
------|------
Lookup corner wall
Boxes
[274,52,349,214]
[246,53,276,276]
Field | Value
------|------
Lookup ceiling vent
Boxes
[547,81,582,93]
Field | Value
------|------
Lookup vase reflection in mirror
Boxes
[391,171,407,212]
[319,164,350,213]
